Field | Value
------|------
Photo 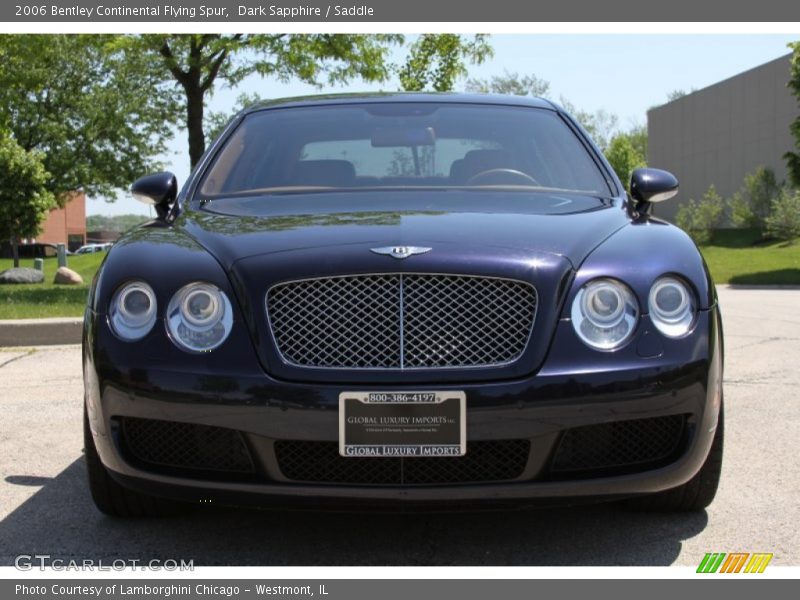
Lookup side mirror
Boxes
[630,168,679,211]
[131,172,178,220]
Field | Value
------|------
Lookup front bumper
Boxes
[83,308,723,507]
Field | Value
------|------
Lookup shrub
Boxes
[765,188,800,242]
[728,167,781,233]
[728,193,756,229]
[605,132,646,189]
[675,185,726,245]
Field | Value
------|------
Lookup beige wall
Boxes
[647,54,796,222]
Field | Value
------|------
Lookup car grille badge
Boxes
[370,246,432,259]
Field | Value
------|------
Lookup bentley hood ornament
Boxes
[370,246,432,259]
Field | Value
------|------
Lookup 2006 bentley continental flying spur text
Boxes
[83,94,724,516]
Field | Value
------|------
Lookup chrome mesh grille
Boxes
[267,274,401,368]
[267,274,536,369]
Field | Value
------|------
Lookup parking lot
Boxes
[0,286,797,566]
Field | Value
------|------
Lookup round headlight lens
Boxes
[110,281,157,340]
[571,278,639,350]
[166,282,232,352]
[182,287,223,328]
[649,277,696,338]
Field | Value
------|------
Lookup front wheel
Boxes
[84,406,187,517]
[624,402,724,512]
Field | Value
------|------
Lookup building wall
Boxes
[86,230,122,243]
[33,191,86,249]
[647,54,796,222]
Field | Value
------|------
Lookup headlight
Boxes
[109,281,157,341]
[571,278,639,350]
[166,282,233,352]
[648,276,696,338]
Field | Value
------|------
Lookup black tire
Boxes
[84,407,187,517]
[624,402,724,512]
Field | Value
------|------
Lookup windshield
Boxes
[198,103,613,198]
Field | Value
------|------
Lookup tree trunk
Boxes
[10,237,19,268]
[186,87,205,169]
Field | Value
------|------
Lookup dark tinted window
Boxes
[199,103,611,197]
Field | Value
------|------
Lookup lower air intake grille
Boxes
[549,414,688,477]
[274,440,531,485]
[119,417,255,475]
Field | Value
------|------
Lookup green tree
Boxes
[665,88,696,102]
[558,98,619,151]
[627,125,648,161]
[0,35,180,200]
[605,132,647,188]
[205,92,265,143]
[117,34,407,168]
[86,214,150,233]
[464,70,549,96]
[728,166,781,234]
[785,41,800,187]
[200,35,491,155]
[675,184,726,245]
[119,34,491,169]
[765,188,800,242]
[460,70,623,151]
[0,134,56,267]
[398,34,492,93]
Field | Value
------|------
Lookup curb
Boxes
[0,317,82,347]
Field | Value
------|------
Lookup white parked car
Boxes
[75,243,112,255]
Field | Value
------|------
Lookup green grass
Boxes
[699,229,800,285]
[0,253,105,319]
[1,229,798,320]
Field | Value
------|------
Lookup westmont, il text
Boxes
[16,584,328,596]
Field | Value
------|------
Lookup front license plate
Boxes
[339,391,466,458]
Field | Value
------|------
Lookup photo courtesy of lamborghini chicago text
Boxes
[0,0,798,596]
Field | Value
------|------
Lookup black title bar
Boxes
[4,0,800,22]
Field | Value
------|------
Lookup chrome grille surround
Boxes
[266,273,537,370]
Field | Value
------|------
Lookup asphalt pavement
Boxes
[0,286,797,566]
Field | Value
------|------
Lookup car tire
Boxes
[624,401,724,512]
[84,406,187,517]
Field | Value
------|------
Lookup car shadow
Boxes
[0,457,708,566]
[728,269,800,286]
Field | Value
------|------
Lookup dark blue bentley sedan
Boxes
[82,93,723,516]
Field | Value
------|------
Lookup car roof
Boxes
[243,92,557,114]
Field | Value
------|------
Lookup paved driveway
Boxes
[0,286,797,566]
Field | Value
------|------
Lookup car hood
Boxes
[181,191,628,269]
[178,191,629,384]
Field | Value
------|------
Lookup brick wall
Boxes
[32,191,86,248]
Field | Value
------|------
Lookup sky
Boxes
[89,34,799,217]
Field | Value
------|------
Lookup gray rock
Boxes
[54,266,83,285]
[0,267,45,284]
